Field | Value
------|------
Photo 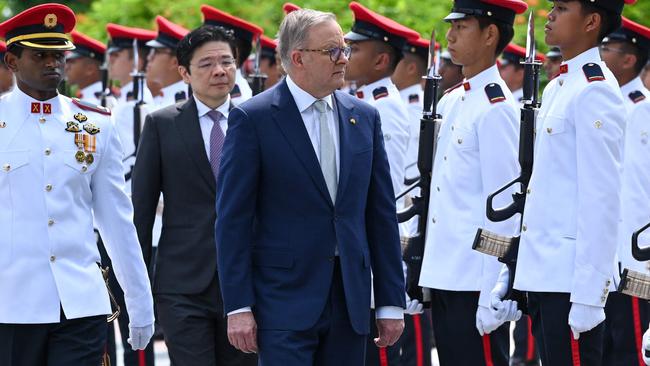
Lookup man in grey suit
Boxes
[131,25,257,366]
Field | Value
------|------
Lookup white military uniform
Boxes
[620,76,649,112]
[0,87,154,325]
[231,68,252,105]
[512,87,524,105]
[356,77,410,235]
[78,80,102,106]
[514,47,626,307]
[152,79,188,110]
[617,91,650,274]
[399,83,424,237]
[418,65,520,306]
[116,80,154,106]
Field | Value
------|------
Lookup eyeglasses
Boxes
[297,46,351,62]
[190,57,237,72]
[598,45,628,55]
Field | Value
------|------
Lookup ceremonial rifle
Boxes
[99,52,110,108]
[249,36,267,96]
[395,29,442,305]
[471,13,541,311]
[132,39,146,153]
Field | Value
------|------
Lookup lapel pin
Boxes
[349,117,356,125]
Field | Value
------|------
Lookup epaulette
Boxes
[629,90,646,104]
[408,94,420,104]
[175,91,187,102]
[71,98,111,116]
[373,86,389,100]
[230,84,242,98]
[484,83,506,104]
[443,81,463,95]
[582,63,605,83]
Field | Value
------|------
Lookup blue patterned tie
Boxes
[207,110,224,180]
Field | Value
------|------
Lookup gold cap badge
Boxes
[44,14,58,29]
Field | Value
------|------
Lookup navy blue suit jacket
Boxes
[215,80,405,335]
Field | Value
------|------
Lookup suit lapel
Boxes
[174,98,216,192]
[333,91,355,205]
[271,81,332,206]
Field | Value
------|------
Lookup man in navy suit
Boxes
[215,8,406,365]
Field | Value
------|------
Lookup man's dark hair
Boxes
[261,54,276,66]
[7,44,23,58]
[555,0,619,41]
[615,40,650,75]
[476,17,515,58]
[373,41,402,73]
[235,38,252,66]
[176,25,237,74]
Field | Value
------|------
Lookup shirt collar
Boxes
[286,75,333,113]
[195,94,231,120]
[462,64,501,93]
[559,47,602,77]
[12,86,62,116]
[358,76,392,97]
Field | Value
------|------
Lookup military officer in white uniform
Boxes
[417,1,526,365]
[66,30,108,107]
[200,5,263,104]
[0,4,154,365]
[600,16,650,366]
[146,16,190,110]
[491,1,628,364]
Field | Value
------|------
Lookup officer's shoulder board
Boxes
[582,63,606,83]
[629,90,646,104]
[230,84,242,98]
[484,83,506,104]
[408,94,420,104]
[71,98,111,116]
[443,82,463,96]
[373,86,389,100]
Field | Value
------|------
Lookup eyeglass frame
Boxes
[189,57,238,72]
[296,46,352,62]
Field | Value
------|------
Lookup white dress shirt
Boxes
[195,95,230,158]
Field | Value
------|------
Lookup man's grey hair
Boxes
[277,9,337,72]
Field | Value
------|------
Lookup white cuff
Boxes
[227,306,252,316]
[376,306,404,320]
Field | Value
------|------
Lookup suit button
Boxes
[48,219,55,226]
[50,255,56,262]
[45,184,53,192]
[44,148,51,156]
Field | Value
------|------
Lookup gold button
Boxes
[522,224,527,232]
[81,166,88,172]
[44,148,51,156]
[546,127,553,134]
[457,138,463,144]
[601,296,606,302]
[594,120,603,129]
[50,255,56,262]
[2,164,9,171]
[39,117,46,123]
[45,184,52,192]
[48,219,54,226]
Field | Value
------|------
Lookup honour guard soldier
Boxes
[599,15,650,366]
[106,23,156,105]
[146,16,189,109]
[66,30,108,106]
[200,5,263,105]
[418,1,527,365]
[0,4,154,365]
[0,41,14,95]
[259,35,282,90]
[492,0,631,364]
[439,48,464,93]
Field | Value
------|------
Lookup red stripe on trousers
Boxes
[138,350,146,366]
[412,314,424,366]
[482,334,494,366]
[570,332,581,366]
[632,297,645,366]
[526,316,535,361]
[379,347,389,366]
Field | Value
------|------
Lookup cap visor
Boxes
[17,40,75,51]
[65,52,83,61]
[344,31,370,42]
[145,39,166,48]
[444,12,468,22]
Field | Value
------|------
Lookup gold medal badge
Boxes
[85,153,95,165]
[83,123,100,135]
[75,150,86,163]
[65,121,81,133]
[74,113,88,123]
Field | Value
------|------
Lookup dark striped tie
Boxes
[207,110,224,180]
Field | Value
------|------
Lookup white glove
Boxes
[489,266,522,322]
[568,303,605,340]
[128,323,155,350]
[476,305,504,336]
[642,325,650,365]
[405,298,424,315]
